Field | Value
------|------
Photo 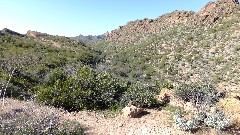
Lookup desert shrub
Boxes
[174,82,218,105]
[78,50,101,65]
[37,66,160,111]
[174,110,230,132]
[0,107,84,135]
[173,113,200,132]
[45,69,67,85]
[37,66,126,111]
[234,45,240,52]
[0,68,39,100]
[0,110,58,134]
[56,120,85,135]
[204,111,230,131]
[120,83,159,107]
[155,81,174,89]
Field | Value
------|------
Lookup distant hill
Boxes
[70,34,104,43]
[0,28,24,37]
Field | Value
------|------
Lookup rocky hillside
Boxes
[97,0,240,85]
[105,0,239,44]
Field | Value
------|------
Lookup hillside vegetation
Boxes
[0,29,161,110]
[0,0,240,134]
[0,31,104,99]
[99,0,240,85]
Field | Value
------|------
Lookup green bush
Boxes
[120,83,159,107]
[46,69,67,85]
[37,66,126,111]
[234,45,240,52]
[155,81,174,89]
[37,66,159,111]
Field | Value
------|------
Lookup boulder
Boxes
[122,105,143,118]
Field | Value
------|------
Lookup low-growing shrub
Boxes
[174,110,230,132]
[174,115,200,132]
[204,111,230,131]
[120,83,159,107]
[174,82,218,105]
[57,120,85,135]
[0,105,84,135]
[155,81,174,90]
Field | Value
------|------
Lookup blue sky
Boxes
[0,0,213,37]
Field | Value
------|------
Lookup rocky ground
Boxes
[1,97,239,135]
[66,108,189,135]
[0,98,189,135]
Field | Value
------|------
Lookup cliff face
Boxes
[104,0,240,44]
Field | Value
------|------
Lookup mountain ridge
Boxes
[104,0,239,44]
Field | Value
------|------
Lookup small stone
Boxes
[118,123,123,127]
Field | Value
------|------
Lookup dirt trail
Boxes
[1,98,234,135]
[60,108,190,135]
[0,99,188,135]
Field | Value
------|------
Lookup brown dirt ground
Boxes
[0,98,238,135]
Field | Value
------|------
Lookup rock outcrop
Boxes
[26,30,48,37]
[194,0,239,26]
[218,0,239,5]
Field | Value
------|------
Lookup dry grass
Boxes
[0,98,84,134]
